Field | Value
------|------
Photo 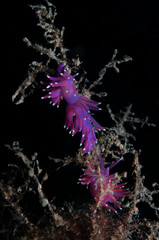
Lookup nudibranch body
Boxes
[79,155,129,212]
[42,63,103,154]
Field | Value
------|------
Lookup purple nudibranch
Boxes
[41,63,104,154]
[79,155,129,212]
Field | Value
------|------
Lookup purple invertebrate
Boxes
[79,155,129,212]
[41,63,103,154]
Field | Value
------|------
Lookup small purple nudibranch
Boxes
[41,63,103,154]
[79,155,129,212]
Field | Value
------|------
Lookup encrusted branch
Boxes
[88,49,132,91]
[5,142,66,227]
[12,61,49,105]
[29,0,68,62]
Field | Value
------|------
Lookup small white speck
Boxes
[64,125,66,128]
[57,105,59,108]
[82,134,85,137]
[66,90,69,93]
[60,73,63,75]
[80,143,82,146]
[84,117,86,120]
[55,82,58,84]
[41,96,44,99]
[74,94,76,96]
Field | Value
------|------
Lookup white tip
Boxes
[66,90,69,93]
[41,96,44,99]
[74,94,76,96]
[55,82,58,84]
[84,117,86,120]
[80,143,82,146]
[82,134,85,137]
[64,125,66,128]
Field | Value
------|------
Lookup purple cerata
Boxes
[79,155,129,212]
[41,63,103,154]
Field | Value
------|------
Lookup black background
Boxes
[1,0,159,190]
